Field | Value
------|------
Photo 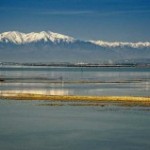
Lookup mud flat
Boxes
[1,93,150,106]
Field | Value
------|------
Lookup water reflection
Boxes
[0,66,150,96]
[0,99,150,150]
[0,81,149,96]
[1,89,69,96]
[145,81,150,90]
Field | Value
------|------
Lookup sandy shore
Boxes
[1,93,150,106]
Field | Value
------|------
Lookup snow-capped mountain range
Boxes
[0,31,75,44]
[90,40,150,48]
[0,31,150,48]
[0,31,150,63]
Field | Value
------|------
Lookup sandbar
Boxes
[1,93,150,106]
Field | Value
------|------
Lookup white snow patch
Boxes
[90,40,150,48]
[0,31,75,44]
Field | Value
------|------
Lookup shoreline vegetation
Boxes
[0,62,150,68]
[1,94,150,106]
[0,64,149,106]
[0,79,148,83]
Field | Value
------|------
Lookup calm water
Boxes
[0,100,150,150]
[0,66,150,150]
[0,66,150,96]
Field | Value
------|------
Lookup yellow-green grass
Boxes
[1,93,150,106]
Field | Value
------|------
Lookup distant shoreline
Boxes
[0,62,150,68]
[1,94,150,106]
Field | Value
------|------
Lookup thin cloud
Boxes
[35,9,150,17]
[88,8,150,17]
[36,10,94,15]
[0,6,93,15]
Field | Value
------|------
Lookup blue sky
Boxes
[0,0,150,41]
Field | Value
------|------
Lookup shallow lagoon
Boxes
[0,66,150,150]
[0,66,150,96]
[0,99,150,150]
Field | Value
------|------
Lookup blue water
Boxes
[0,100,150,150]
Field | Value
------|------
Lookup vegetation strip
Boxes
[1,94,150,106]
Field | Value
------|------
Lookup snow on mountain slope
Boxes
[0,31,75,44]
[90,40,150,48]
[0,31,150,49]
[0,30,150,63]
[0,31,25,44]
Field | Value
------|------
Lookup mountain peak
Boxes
[0,30,150,63]
[0,31,75,44]
[0,30,150,49]
[0,31,25,44]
